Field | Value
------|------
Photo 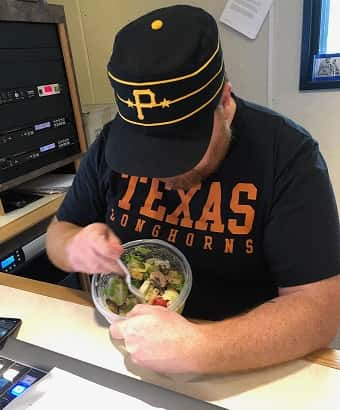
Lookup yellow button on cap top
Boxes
[151,19,164,31]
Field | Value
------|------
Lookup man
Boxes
[46,5,340,374]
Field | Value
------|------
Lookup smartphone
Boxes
[0,318,22,345]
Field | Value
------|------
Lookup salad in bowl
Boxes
[91,239,192,322]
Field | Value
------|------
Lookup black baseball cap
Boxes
[106,5,225,178]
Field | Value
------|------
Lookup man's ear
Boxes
[220,82,233,120]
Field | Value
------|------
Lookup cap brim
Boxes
[105,112,213,178]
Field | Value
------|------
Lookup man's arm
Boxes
[46,217,123,274]
[110,274,340,374]
[46,217,82,272]
[196,274,340,373]
[45,128,120,273]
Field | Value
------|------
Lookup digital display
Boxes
[0,377,9,389]
[40,143,56,153]
[0,329,8,338]
[44,85,53,93]
[20,375,37,386]
[37,83,60,97]
[1,255,15,269]
[3,368,19,382]
[34,121,51,131]
[9,383,27,397]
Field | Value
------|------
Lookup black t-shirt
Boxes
[57,96,340,321]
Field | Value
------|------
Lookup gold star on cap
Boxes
[127,98,134,108]
[151,19,164,30]
[160,98,170,108]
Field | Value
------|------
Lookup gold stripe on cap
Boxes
[116,60,224,109]
[108,41,220,86]
[170,61,224,104]
[117,77,225,127]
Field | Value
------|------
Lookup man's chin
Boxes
[165,182,200,191]
[161,169,203,191]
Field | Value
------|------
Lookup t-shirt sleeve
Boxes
[56,132,108,226]
[264,126,340,287]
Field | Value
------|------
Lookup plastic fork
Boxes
[116,258,146,303]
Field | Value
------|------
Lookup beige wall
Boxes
[50,0,95,105]
[49,0,270,106]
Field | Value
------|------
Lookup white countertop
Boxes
[1,284,340,410]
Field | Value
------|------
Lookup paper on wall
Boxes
[220,0,274,39]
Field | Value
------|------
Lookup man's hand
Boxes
[110,304,207,374]
[65,223,123,274]
[111,276,340,375]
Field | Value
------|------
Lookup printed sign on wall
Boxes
[220,0,274,40]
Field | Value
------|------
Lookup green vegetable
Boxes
[119,295,138,314]
[134,246,151,256]
[131,278,142,288]
[105,276,128,306]
[144,262,155,274]
[168,270,184,285]
[122,253,143,265]
[169,283,184,292]
[105,298,119,314]
[127,256,144,268]
[104,245,186,316]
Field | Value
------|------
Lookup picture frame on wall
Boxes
[313,53,340,81]
[300,0,340,90]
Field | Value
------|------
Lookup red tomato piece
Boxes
[152,297,168,307]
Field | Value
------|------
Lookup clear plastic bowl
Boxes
[91,239,192,323]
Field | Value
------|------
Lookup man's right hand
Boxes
[64,223,123,274]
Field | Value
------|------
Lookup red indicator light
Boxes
[44,85,53,93]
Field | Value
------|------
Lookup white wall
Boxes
[193,0,270,105]
[270,0,340,203]
[213,0,340,203]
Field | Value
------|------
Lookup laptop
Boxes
[0,337,225,409]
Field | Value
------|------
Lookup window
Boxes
[300,0,340,90]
